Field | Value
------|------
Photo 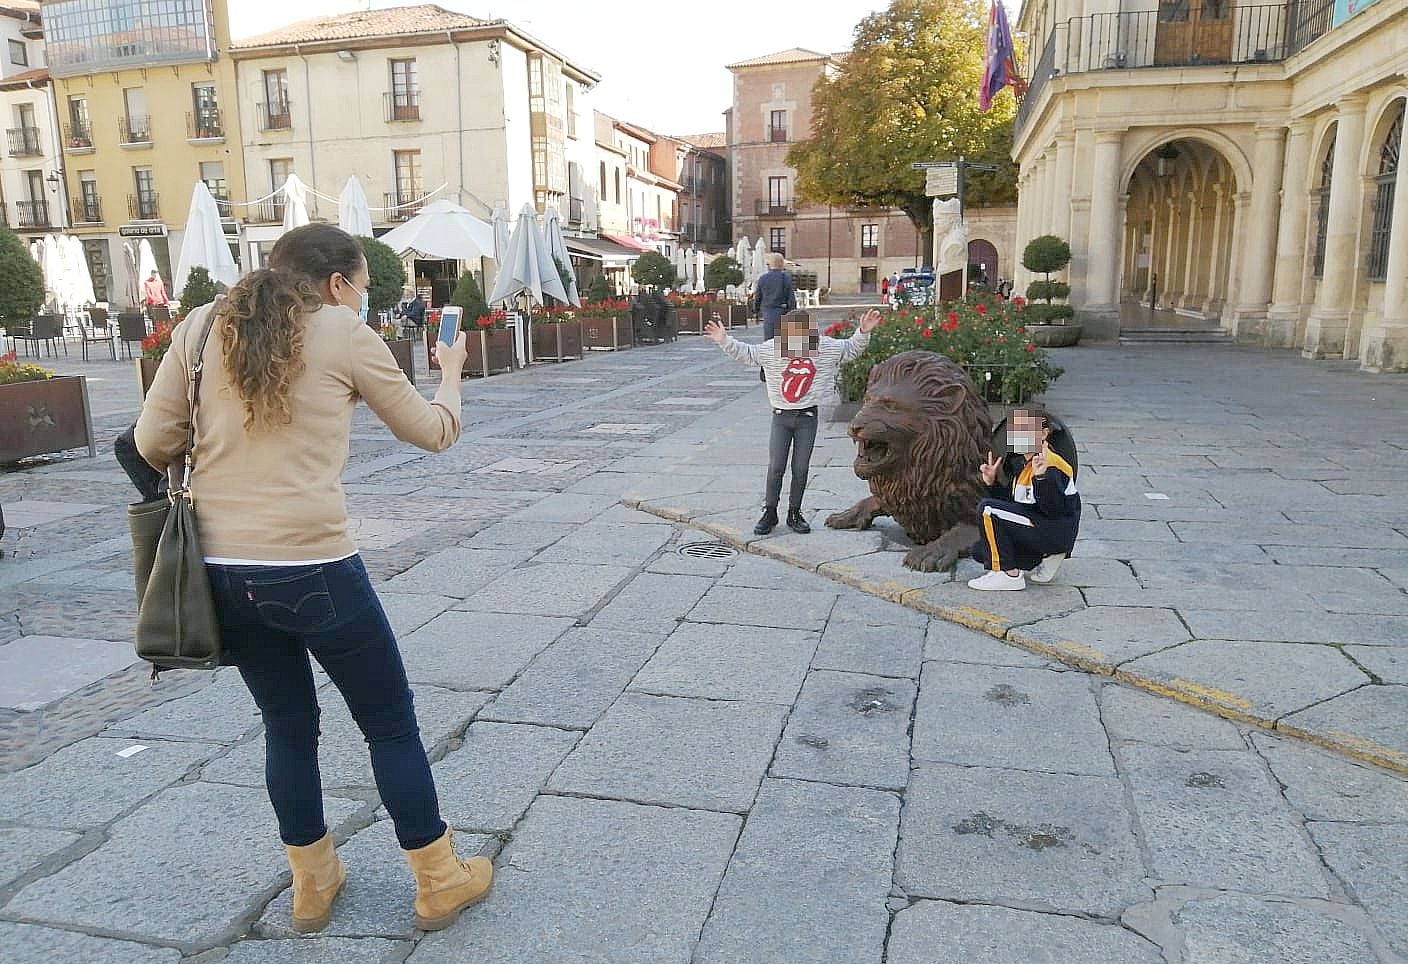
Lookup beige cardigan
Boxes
[136,302,461,562]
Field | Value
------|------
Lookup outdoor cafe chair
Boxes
[149,304,173,324]
[117,310,148,360]
[20,314,66,358]
[80,306,116,362]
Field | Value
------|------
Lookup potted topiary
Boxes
[178,266,220,318]
[378,321,415,384]
[630,250,675,291]
[1022,235,1081,347]
[583,273,613,304]
[428,271,489,372]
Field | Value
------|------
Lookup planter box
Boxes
[532,320,584,362]
[0,375,97,463]
[385,338,416,385]
[675,307,705,334]
[1028,324,1082,348]
[137,357,162,398]
[580,314,633,351]
[466,329,516,377]
[727,303,749,328]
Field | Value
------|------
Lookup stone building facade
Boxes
[1014,0,1407,370]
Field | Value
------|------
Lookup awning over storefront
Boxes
[566,236,646,266]
[599,234,654,253]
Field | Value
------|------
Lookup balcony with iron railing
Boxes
[205,182,233,218]
[128,192,160,221]
[384,90,421,122]
[768,125,789,143]
[119,114,152,146]
[258,100,292,131]
[755,198,795,216]
[248,198,286,223]
[7,127,42,157]
[861,244,879,259]
[64,120,93,151]
[385,191,424,221]
[16,199,50,227]
[187,109,224,141]
[1014,3,1311,136]
[73,195,102,224]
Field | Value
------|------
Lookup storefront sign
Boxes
[1333,0,1381,27]
[119,224,168,238]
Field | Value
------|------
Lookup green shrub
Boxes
[1021,235,1073,326]
[584,274,613,302]
[1025,280,1070,302]
[448,272,489,327]
[1022,235,1072,274]
[358,236,407,315]
[1022,303,1075,325]
[178,266,220,313]
[631,251,676,289]
[704,255,744,290]
[0,224,45,327]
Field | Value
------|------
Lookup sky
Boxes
[227,0,886,136]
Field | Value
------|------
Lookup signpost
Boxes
[914,157,998,291]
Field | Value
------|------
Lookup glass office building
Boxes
[44,0,216,78]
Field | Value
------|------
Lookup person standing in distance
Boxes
[135,224,492,934]
[754,252,797,341]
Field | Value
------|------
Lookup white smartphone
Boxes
[437,306,462,346]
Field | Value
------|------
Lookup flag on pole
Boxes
[980,1,1021,111]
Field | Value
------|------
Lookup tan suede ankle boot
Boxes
[284,833,347,933]
[403,828,494,931]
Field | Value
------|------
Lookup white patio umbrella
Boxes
[488,203,568,365]
[337,176,374,237]
[491,202,511,263]
[64,235,96,306]
[122,241,140,305]
[39,235,64,306]
[695,249,709,294]
[752,238,768,280]
[542,206,580,307]
[281,173,311,233]
[175,181,239,295]
[671,246,686,288]
[379,199,494,261]
[138,240,161,291]
[683,247,696,292]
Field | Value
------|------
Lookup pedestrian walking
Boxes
[754,252,797,341]
[706,308,881,536]
[967,406,1081,591]
[880,276,890,301]
[143,270,169,308]
[133,223,492,934]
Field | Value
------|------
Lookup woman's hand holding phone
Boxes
[433,330,467,376]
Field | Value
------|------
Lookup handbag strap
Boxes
[175,301,222,497]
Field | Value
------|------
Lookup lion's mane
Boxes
[859,351,992,544]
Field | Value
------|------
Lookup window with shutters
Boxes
[1367,102,1402,282]
[1312,132,1335,279]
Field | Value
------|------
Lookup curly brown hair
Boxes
[218,224,364,431]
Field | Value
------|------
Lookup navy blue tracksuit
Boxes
[972,450,1081,573]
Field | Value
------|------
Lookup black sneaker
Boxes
[787,508,811,534]
[754,507,779,535]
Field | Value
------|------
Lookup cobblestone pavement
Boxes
[1,333,1406,963]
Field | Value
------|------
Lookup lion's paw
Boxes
[903,542,960,573]
[825,508,872,531]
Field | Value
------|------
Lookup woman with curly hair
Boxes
[134,223,491,933]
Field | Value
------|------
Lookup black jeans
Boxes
[765,407,819,511]
[207,555,445,850]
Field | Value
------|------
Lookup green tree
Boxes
[631,251,676,289]
[0,224,45,328]
[358,236,407,315]
[178,266,220,314]
[787,0,1019,252]
[449,271,490,326]
[585,274,613,303]
[1022,235,1074,325]
[704,255,744,291]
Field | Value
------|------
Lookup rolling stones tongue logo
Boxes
[780,357,817,403]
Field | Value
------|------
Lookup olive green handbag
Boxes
[127,305,222,675]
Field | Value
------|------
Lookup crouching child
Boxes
[967,406,1081,591]
[706,308,881,535]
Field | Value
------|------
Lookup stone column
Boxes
[1266,119,1314,348]
[1304,95,1369,359]
[1014,171,1030,291]
[1051,134,1076,244]
[1230,126,1288,342]
[1224,191,1251,328]
[1201,186,1228,317]
[1362,147,1408,371]
[1180,194,1203,308]
[1081,129,1124,338]
[1160,197,1179,307]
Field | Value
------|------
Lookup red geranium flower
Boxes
[477,316,494,329]
[1025,343,1036,352]
[1013,296,1025,306]
[922,329,933,338]
[946,312,959,324]
[975,304,987,315]
[940,320,958,332]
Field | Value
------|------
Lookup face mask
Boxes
[1009,431,1039,453]
[358,290,370,323]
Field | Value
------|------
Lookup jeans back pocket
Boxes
[245,567,338,635]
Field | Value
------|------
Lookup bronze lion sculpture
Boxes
[826,351,991,572]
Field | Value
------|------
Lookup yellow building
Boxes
[1013,0,1406,371]
[43,0,246,304]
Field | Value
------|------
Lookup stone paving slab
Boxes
[628,620,818,704]
[911,662,1114,776]
[1306,823,1408,957]
[1279,686,1408,771]
[406,795,740,964]
[896,762,1150,918]
[453,562,632,618]
[586,571,715,636]
[5,782,363,947]
[106,670,261,743]
[687,584,837,631]
[887,900,1164,964]
[398,612,575,691]
[0,825,82,889]
[0,922,182,964]
[1169,892,1384,964]
[0,635,140,710]
[547,693,787,813]
[1100,684,1247,750]
[769,670,915,791]
[431,721,579,832]
[222,936,409,963]
[1251,733,1408,823]
[811,617,925,679]
[693,779,898,964]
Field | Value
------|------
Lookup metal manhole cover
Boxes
[678,541,739,560]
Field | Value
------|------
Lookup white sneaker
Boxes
[1028,554,1067,584]
[967,570,1026,591]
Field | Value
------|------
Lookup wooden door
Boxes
[1155,0,1233,66]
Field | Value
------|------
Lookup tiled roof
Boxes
[232,4,493,49]
[676,132,727,149]
[725,48,831,69]
[0,2,41,16]
[0,66,48,89]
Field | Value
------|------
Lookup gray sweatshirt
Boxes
[720,331,871,410]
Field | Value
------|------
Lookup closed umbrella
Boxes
[695,249,709,294]
[379,199,494,261]
[337,176,374,237]
[752,239,768,281]
[281,173,311,233]
[683,247,696,292]
[175,181,239,295]
[542,206,580,307]
[488,203,568,365]
[672,246,686,289]
[138,241,161,292]
[40,235,64,307]
[123,241,140,305]
[491,202,511,263]
[65,236,96,306]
